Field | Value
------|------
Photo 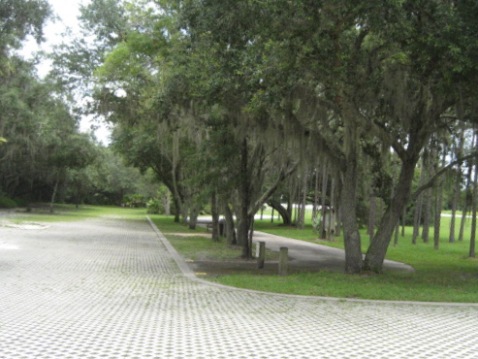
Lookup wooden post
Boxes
[278,247,288,276]
[257,241,266,269]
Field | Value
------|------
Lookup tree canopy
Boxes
[5,0,478,274]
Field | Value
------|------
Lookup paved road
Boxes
[1,217,477,359]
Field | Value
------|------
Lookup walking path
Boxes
[252,231,414,273]
[1,217,477,359]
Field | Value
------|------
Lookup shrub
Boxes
[123,194,146,208]
[146,198,161,214]
[0,196,17,209]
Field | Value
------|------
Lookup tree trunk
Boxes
[297,172,308,229]
[163,192,171,216]
[421,188,431,243]
[312,167,319,223]
[334,204,342,237]
[168,191,181,223]
[393,222,399,246]
[268,199,292,225]
[449,179,459,243]
[49,172,61,214]
[340,120,362,274]
[292,184,299,225]
[363,155,417,273]
[188,205,199,230]
[412,155,427,244]
[328,178,336,240]
[391,185,399,246]
[223,203,236,245]
[421,144,437,244]
[412,193,423,245]
[433,147,448,249]
[368,193,376,243]
[459,156,473,241]
[469,142,478,258]
[319,164,329,239]
[211,190,220,242]
[459,204,468,242]
[237,214,253,257]
[238,138,252,258]
[449,128,464,242]
[401,206,406,237]
[286,196,293,223]
[433,180,443,250]
[181,204,189,225]
[341,165,362,274]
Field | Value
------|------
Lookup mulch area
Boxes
[168,232,324,277]
[188,257,324,278]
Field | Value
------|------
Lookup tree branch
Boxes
[249,161,299,216]
[412,152,478,200]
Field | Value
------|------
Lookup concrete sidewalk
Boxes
[0,217,477,359]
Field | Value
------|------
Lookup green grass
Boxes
[215,268,478,302]
[4,204,147,223]
[150,216,279,262]
[155,214,478,303]
[152,217,236,261]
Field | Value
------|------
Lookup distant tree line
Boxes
[0,0,157,210]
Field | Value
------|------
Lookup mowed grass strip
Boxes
[3,204,147,223]
[152,216,279,262]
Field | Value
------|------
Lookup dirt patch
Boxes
[188,258,325,278]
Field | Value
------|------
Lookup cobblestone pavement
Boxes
[1,217,477,359]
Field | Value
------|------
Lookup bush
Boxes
[123,194,147,208]
[146,198,162,214]
[13,198,28,207]
[0,196,17,209]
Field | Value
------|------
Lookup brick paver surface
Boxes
[1,217,477,359]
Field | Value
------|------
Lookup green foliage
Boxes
[146,185,174,214]
[0,0,51,52]
[70,147,158,206]
[123,193,146,207]
[78,0,127,46]
[0,58,86,202]
[146,198,161,214]
[61,0,478,271]
[0,195,17,208]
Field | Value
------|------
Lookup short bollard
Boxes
[278,247,288,276]
[257,241,266,269]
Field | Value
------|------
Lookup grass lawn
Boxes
[153,216,280,263]
[152,214,478,303]
[1,204,147,223]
